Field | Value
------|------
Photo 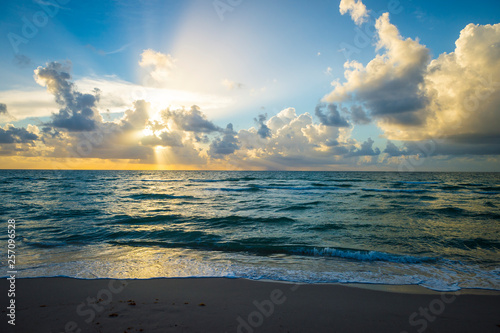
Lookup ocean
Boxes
[1,170,499,291]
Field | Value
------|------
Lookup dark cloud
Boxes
[357,75,429,125]
[0,104,7,115]
[209,123,239,158]
[350,105,371,125]
[404,138,500,156]
[445,133,500,146]
[254,114,271,139]
[347,138,380,157]
[315,104,349,127]
[163,105,221,133]
[0,126,38,144]
[35,62,102,131]
[384,140,407,156]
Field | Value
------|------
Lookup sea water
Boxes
[1,170,499,291]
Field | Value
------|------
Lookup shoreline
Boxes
[2,277,499,332]
[8,275,500,295]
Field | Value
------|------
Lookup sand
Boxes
[1,277,499,332]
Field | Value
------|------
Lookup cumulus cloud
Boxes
[254,114,271,139]
[383,140,406,156]
[162,105,221,133]
[209,123,240,158]
[349,105,371,125]
[0,125,38,144]
[347,138,380,157]
[324,12,430,126]
[327,3,500,157]
[121,100,150,131]
[339,0,369,25]
[315,103,350,127]
[141,131,184,147]
[219,107,376,169]
[34,62,103,131]
[139,49,176,85]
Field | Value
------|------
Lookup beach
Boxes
[1,277,499,332]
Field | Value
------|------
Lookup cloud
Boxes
[139,49,176,85]
[162,105,221,133]
[324,12,430,126]
[383,140,406,156]
[222,79,244,90]
[339,0,369,25]
[221,107,376,169]
[347,138,380,157]
[34,62,103,131]
[254,114,271,139]
[0,125,39,144]
[209,123,240,158]
[121,100,150,131]
[141,131,183,147]
[327,3,500,157]
[315,104,350,127]
[349,105,371,124]
[0,103,16,122]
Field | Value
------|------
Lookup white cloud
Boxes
[339,0,369,26]
[324,12,430,126]
[139,49,176,85]
[326,6,500,156]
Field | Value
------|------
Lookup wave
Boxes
[478,186,500,192]
[362,188,428,193]
[278,201,321,211]
[140,179,183,182]
[112,214,184,225]
[396,181,439,185]
[291,247,435,263]
[434,207,468,217]
[205,187,261,192]
[439,185,466,191]
[24,241,67,248]
[127,193,196,200]
[260,185,340,191]
[418,195,438,201]
[189,179,222,183]
[443,238,500,251]
[109,238,435,264]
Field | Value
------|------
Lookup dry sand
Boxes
[1,277,499,332]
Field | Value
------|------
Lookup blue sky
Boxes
[0,0,499,170]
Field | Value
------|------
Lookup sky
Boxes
[0,0,499,171]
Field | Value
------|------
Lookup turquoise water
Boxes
[1,170,499,291]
